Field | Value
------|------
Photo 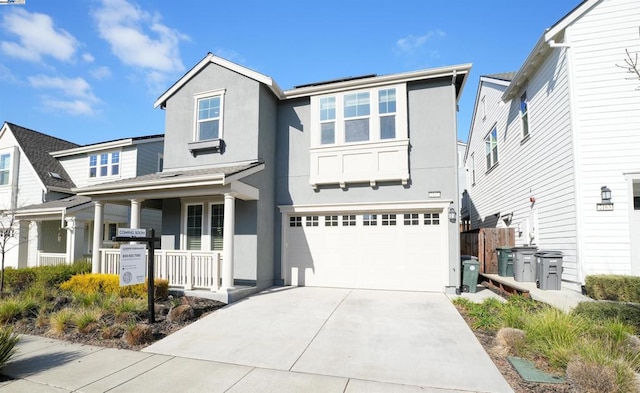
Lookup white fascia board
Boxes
[479,76,511,87]
[278,200,453,214]
[464,78,484,163]
[50,139,133,158]
[283,64,472,99]
[154,54,283,109]
[501,35,548,101]
[75,174,226,196]
[544,0,599,41]
[131,136,164,145]
[15,207,65,219]
[223,162,265,184]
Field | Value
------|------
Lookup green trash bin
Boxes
[496,247,514,277]
[462,257,480,293]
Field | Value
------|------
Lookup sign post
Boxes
[114,228,159,323]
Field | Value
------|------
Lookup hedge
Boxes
[585,275,640,303]
[60,274,169,300]
[4,260,92,292]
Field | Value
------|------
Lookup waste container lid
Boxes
[461,255,479,261]
[534,250,563,257]
[462,259,480,266]
[512,246,538,250]
[496,246,513,251]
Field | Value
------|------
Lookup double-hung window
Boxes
[186,204,203,250]
[0,153,11,185]
[195,90,225,141]
[210,204,224,251]
[320,97,336,144]
[89,151,120,178]
[379,88,396,139]
[520,92,529,139]
[485,126,498,171]
[344,92,370,142]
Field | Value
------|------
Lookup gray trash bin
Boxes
[496,247,514,277]
[535,251,563,290]
[512,246,538,282]
[461,257,480,293]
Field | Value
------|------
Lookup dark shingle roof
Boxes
[484,72,517,82]
[6,122,79,191]
[18,195,91,212]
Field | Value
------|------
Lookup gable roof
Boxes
[16,195,92,219]
[484,72,517,82]
[502,0,599,100]
[51,134,164,158]
[4,122,79,192]
[154,53,284,109]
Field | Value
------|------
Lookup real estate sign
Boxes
[119,244,146,286]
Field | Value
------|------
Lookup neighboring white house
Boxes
[0,121,164,269]
[463,0,640,290]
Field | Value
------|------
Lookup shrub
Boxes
[49,308,75,335]
[0,297,39,323]
[60,274,168,300]
[73,308,102,334]
[3,268,36,292]
[585,275,640,303]
[3,260,91,294]
[0,326,19,370]
[573,301,640,333]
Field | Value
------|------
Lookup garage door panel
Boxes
[286,211,448,292]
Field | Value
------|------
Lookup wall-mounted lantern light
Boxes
[597,186,614,211]
[448,206,457,223]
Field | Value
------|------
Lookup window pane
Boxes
[379,89,396,114]
[89,168,96,178]
[380,116,396,139]
[344,92,370,118]
[321,123,335,144]
[89,155,97,167]
[187,205,203,250]
[345,119,369,142]
[100,166,108,176]
[0,171,8,185]
[111,164,119,176]
[111,152,120,164]
[100,154,108,165]
[211,204,224,251]
[0,154,10,170]
[198,96,221,120]
[199,120,219,141]
[320,97,336,121]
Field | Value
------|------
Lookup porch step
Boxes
[479,273,530,298]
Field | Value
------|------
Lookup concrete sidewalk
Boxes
[1,287,514,393]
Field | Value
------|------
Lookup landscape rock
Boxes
[167,304,195,323]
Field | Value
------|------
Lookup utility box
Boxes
[513,246,538,282]
[535,251,564,290]
[462,257,480,293]
[496,247,514,277]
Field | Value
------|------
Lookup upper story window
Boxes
[89,151,120,178]
[194,89,225,142]
[311,84,407,147]
[485,126,498,171]
[0,153,11,185]
[520,92,529,139]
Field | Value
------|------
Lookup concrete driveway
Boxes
[144,287,513,393]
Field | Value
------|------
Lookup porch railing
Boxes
[99,249,221,291]
[36,252,67,267]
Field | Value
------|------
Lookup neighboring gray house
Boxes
[76,54,471,302]
[0,121,164,269]
[464,0,640,291]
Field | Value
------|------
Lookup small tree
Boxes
[617,27,640,87]
[0,209,22,292]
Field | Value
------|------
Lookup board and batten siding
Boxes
[135,141,163,175]
[467,46,579,283]
[568,0,640,276]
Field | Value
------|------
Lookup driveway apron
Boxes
[143,287,512,393]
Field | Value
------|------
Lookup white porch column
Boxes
[91,201,104,273]
[221,193,235,290]
[130,199,143,229]
[64,217,76,263]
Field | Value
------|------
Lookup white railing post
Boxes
[211,253,221,291]
[185,251,193,290]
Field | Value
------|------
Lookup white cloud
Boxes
[0,9,78,62]
[395,30,446,54]
[90,66,111,80]
[82,53,95,63]
[92,0,188,89]
[28,74,101,115]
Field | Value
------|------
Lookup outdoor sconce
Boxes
[57,229,62,243]
[597,186,614,211]
[448,206,457,223]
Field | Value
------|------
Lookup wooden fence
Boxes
[460,228,515,274]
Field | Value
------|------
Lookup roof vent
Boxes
[48,172,63,180]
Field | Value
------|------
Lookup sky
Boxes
[0,0,581,146]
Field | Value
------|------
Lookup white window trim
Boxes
[484,125,498,171]
[88,150,122,180]
[310,83,407,147]
[520,91,530,140]
[180,199,226,251]
[0,149,13,187]
[209,202,224,251]
[193,89,226,142]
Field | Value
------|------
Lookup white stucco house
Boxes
[463,0,640,290]
[0,121,163,269]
